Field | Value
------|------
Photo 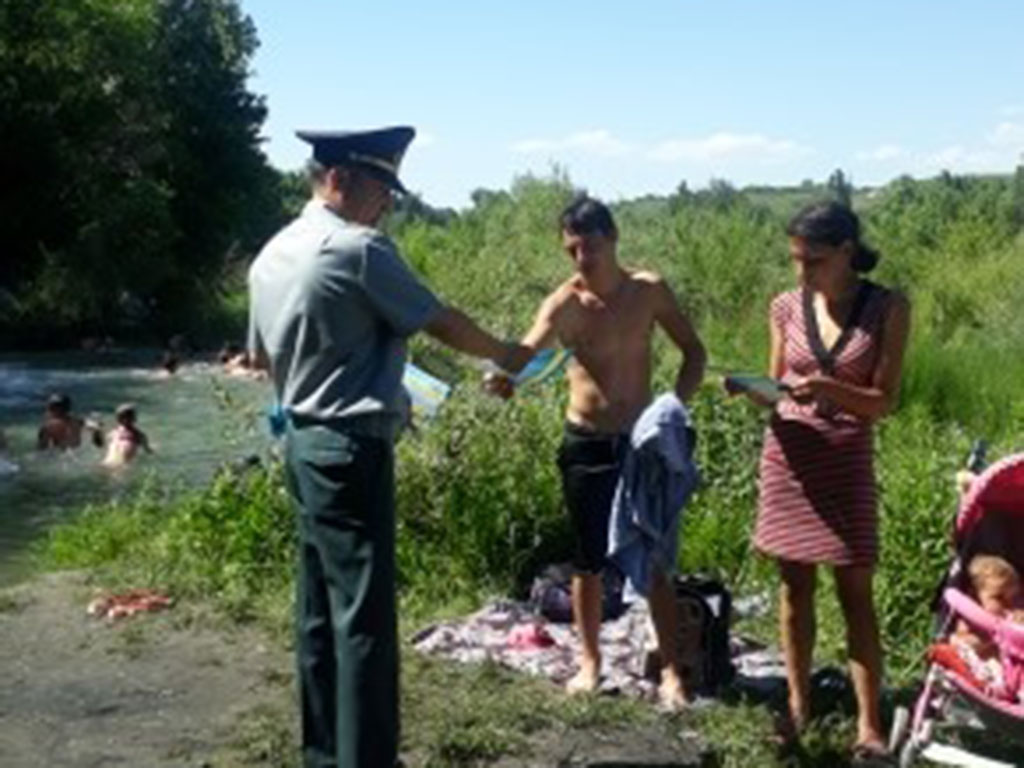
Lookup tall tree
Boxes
[148,0,273,325]
[0,0,171,329]
[0,0,278,341]
[827,168,853,207]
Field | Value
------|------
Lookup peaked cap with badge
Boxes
[296,125,415,194]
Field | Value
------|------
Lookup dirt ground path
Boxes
[0,572,713,767]
[0,572,294,768]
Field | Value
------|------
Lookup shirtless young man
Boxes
[488,196,706,708]
[37,393,103,450]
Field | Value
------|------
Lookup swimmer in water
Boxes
[37,393,103,450]
[102,403,152,467]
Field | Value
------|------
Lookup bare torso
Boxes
[38,416,84,450]
[551,271,659,433]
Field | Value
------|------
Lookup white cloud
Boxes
[855,120,1023,180]
[921,144,1002,172]
[855,144,905,162]
[567,130,634,156]
[510,128,810,167]
[925,145,967,166]
[647,132,811,164]
[987,121,1024,148]
[510,129,633,157]
[998,105,1024,117]
[509,138,554,153]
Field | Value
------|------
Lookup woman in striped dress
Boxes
[733,202,910,761]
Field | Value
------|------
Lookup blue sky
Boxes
[239,1,1024,209]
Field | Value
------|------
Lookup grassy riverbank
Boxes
[36,172,1024,765]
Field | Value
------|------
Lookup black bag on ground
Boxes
[645,575,735,696]
[529,563,626,623]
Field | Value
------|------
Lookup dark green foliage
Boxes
[395,389,568,607]
[678,390,766,585]
[0,0,282,346]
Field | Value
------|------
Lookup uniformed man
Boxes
[247,126,529,768]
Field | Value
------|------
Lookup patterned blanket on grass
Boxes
[410,599,789,703]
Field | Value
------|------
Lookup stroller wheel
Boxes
[888,705,910,753]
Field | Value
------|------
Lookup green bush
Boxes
[46,465,295,622]
[395,388,568,610]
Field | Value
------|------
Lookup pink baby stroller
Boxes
[889,451,1024,767]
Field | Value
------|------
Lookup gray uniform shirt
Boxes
[247,199,442,439]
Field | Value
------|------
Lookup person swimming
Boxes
[159,349,181,376]
[102,403,152,467]
[37,393,103,450]
[220,341,267,380]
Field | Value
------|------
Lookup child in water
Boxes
[102,403,152,467]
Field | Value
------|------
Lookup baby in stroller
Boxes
[952,554,1024,702]
[891,453,1024,767]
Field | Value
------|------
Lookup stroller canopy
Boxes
[958,452,1024,539]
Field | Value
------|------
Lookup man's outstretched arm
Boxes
[481,291,563,398]
[424,306,532,373]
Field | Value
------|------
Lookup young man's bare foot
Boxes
[656,671,691,712]
[565,659,601,695]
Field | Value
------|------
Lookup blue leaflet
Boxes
[514,348,572,387]
[402,363,451,419]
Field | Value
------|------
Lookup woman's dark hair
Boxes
[559,195,617,238]
[786,201,879,273]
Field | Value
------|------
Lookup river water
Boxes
[0,352,272,585]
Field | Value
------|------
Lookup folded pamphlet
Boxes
[724,374,790,404]
[512,348,572,387]
[403,362,452,419]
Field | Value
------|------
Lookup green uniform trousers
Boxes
[284,421,398,768]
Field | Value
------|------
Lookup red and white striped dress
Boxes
[754,281,891,567]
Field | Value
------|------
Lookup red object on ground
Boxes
[87,589,173,620]
[507,622,556,651]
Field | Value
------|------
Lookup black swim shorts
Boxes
[556,421,627,574]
